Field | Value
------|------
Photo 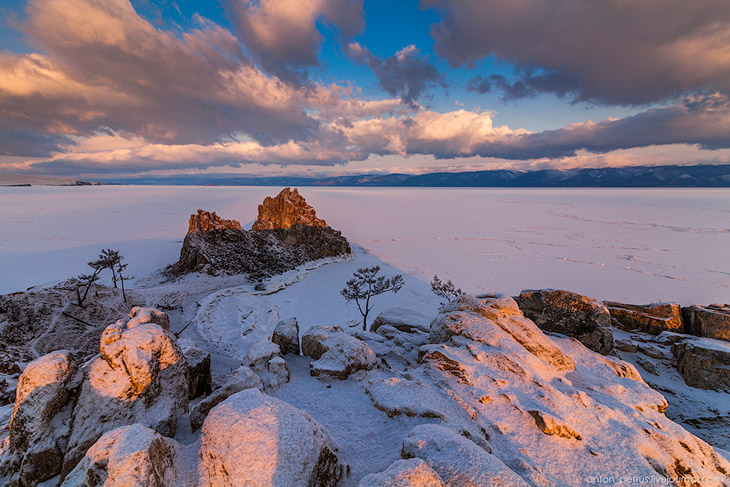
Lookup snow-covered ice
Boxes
[1,185,728,306]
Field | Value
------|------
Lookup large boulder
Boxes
[170,189,350,277]
[604,301,683,334]
[518,289,614,355]
[402,424,530,487]
[301,326,378,379]
[198,389,345,487]
[178,338,212,399]
[358,458,445,487]
[272,317,300,355]
[190,366,264,431]
[63,317,188,474]
[252,187,328,230]
[370,307,432,333]
[1,351,78,485]
[683,304,730,341]
[429,294,575,371]
[672,337,730,391]
[61,424,178,487]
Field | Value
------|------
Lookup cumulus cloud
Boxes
[425,0,730,104]
[0,0,400,160]
[229,0,364,81]
[348,43,444,105]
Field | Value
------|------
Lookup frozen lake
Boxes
[0,185,728,305]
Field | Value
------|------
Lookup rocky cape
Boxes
[169,188,351,279]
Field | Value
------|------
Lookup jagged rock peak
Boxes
[252,187,328,230]
[188,209,242,234]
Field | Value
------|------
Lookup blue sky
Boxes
[1,0,730,177]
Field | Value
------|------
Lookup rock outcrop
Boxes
[272,317,300,355]
[672,337,730,391]
[370,307,431,333]
[61,424,179,487]
[188,209,242,233]
[252,187,328,230]
[683,304,730,341]
[178,338,212,399]
[198,389,345,487]
[2,351,78,485]
[518,289,614,355]
[402,424,531,487]
[301,326,378,379]
[243,339,290,392]
[605,301,683,334]
[170,188,350,278]
[0,307,189,485]
[358,458,445,487]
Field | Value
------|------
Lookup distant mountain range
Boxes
[98,163,730,187]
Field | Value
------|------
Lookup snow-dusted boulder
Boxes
[190,366,264,431]
[672,337,730,391]
[61,424,178,487]
[365,377,447,419]
[64,318,188,474]
[198,389,345,487]
[358,458,445,487]
[301,326,378,379]
[178,338,212,399]
[429,294,575,371]
[402,424,530,487]
[272,317,300,355]
[243,339,289,392]
[605,301,683,334]
[518,289,614,355]
[1,351,78,485]
[128,307,170,331]
[370,307,432,333]
[684,304,730,341]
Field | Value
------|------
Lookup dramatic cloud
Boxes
[348,43,444,105]
[229,0,364,81]
[425,0,730,105]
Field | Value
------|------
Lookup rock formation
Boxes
[605,301,683,334]
[358,458,445,487]
[0,308,188,486]
[302,326,378,379]
[170,188,350,278]
[198,389,345,487]
[252,187,328,230]
[370,307,431,333]
[242,338,290,392]
[190,365,264,431]
[683,304,730,341]
[178,338,212,399]
[518,288,614,355]
[672,337,730,391]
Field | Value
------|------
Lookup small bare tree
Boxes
[100,249,122,288]
[341,266,404,330]
[76,258,105,307]
[116,260,128,302]
[431,274,464,306]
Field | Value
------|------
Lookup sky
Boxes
[2,0,730,178]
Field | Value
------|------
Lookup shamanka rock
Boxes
[683,304,730,341]
[518,289,614,355]
[605,301,683,334]
[198,389,345,487]
[169,188,350,278]
[252,187,328,230]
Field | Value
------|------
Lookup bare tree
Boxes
[116,260,128,302]
[100,249,122,288]
[431,274,464,306]
[75,258,105,307]
[341,266,404,330]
